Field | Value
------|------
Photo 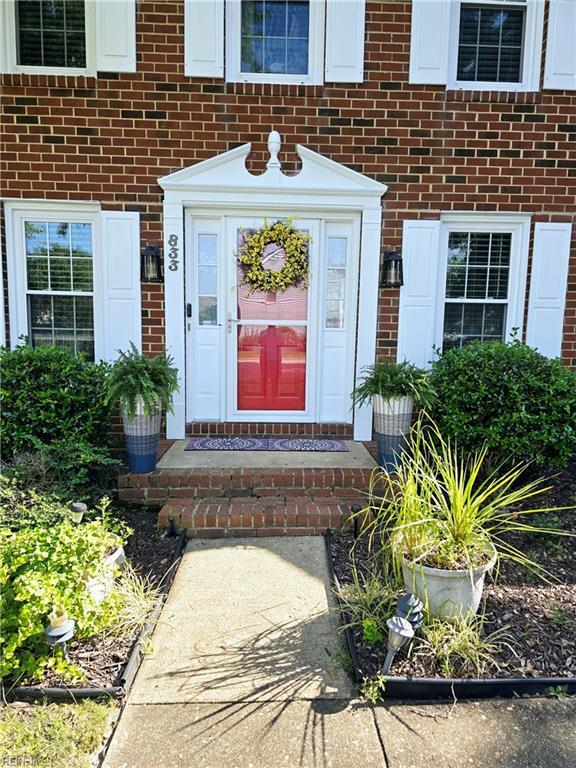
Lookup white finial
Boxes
[267,130,282,169]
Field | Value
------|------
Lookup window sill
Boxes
[226,73,321,86]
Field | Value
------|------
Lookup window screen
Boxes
[17,0,86,68]
[457,4,525,83]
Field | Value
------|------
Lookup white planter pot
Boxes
[402,546,497,621]
[373,395,414,435]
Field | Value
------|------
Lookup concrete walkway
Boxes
[104,538,576,768]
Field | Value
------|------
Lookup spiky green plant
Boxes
[335,569,398,634]
[355,416,574,579]
[104,342,179,418]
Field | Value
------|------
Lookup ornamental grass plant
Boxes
[358,416,574,580]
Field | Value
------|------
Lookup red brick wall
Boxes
[1,0,574,366]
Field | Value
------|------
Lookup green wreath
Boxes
[237,218,311,294]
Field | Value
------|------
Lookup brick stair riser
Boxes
[157,497,357,538]
[118,468,379,504]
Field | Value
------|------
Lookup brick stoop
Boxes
[118,467,376,505]
[118,464,383,536]
[157,495,358,538]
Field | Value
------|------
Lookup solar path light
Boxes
[382,616,414,674]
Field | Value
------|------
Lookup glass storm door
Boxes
[226,217,318,419]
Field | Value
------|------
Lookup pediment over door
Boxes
[158,131,387,206]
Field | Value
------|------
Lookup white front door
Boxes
[185,211,359,425]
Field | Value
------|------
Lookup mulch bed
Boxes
[39,504,177,689]
[331,458,576,681]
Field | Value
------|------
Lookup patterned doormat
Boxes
[184,437,349,452]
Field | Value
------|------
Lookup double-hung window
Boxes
[409,0,545,92]
[25,219,95,359]
[449,0,543,91]
[226,0,325,84]
[16,0,87,69]
[437,215,530,352]
[0,0,137,75]
[5,201,142,364]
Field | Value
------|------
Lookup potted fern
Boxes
[105,343,178,473]
[360,417,572,620]
[351,360,433,470]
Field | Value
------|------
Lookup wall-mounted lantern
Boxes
[380,250,403,289]
[141,245,163,282]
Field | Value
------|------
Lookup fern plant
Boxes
[104,343,179,419]
[351,360,435,409]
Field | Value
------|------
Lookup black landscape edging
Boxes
[5,528,188,704]
[324,529,576,700]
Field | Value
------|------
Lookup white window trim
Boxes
[447,0,545,92]
[2,0,97,76]
[4,199,103,358]
[435,213,531,351]
[225,0,325,85]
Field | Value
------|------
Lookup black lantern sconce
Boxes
[141,245,163,283]
[380,249,403,289]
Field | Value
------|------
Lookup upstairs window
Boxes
[16,0,86,69]
[409,0,544,92]
[456,3,525,83]
[450,0,541,91]
[241,0,309,76]
[226,0,325,84]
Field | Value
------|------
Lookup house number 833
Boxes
[168,234,179,271]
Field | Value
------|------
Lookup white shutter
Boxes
[397,219,441,368]
[526,222,572,358]
[409,0,451,85]
[185,0,224,77]
[544,0,576,90]
[325,0,365,83]
[100,211,141,362]
[96,0,136,73]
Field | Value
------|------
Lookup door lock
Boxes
[186,303,192,318]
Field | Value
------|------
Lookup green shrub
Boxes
[429,340,576,468]
[0,517,124,683]
[3,438,119,503]
[0,478,69,531]
[0,343,111,460]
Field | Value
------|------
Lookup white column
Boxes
[163,201,186,439]
[354,206,382,441]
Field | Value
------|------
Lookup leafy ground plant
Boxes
[361,673,387,704]
[414,615,512,678]
[0,515,125,682]
[0,700,114,768]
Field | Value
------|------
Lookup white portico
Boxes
[158,132,386,440]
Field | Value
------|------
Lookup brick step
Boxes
[118,467,377,505]
[158,496,359,538]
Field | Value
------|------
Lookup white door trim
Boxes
[159,133,387,440]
